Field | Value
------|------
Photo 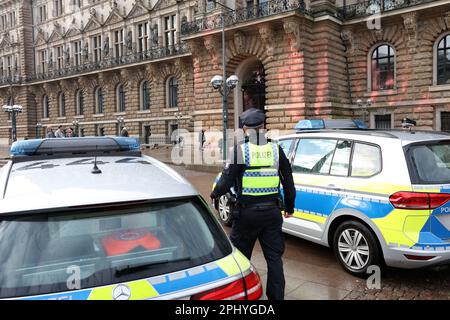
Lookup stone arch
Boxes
[226,54,267,129]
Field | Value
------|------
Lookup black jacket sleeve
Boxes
[211,145,244,198]
[278,145,296,214]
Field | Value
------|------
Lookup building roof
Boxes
[0,155,198,214]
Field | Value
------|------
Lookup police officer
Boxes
[210,108,296,300]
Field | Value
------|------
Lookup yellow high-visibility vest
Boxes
[240,142,280,196]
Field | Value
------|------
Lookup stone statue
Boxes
[151,25,158,47]
[48,51,53,69]
[64,47,70,65]
[83,41,89,60]
[126,30,133,51]
[103,36,110,56]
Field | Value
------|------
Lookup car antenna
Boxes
[92,146,102,174]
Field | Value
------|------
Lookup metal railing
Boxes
[0,75,23,86]
[181,0,308,36]
[26,43,189,83]
[337,0,439,20]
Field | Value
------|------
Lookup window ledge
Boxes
[113,112,127,116]
[56,117,67,120]
[163,108,179,112]
[429,84,450,92]
[41,118,50,121]
[137,110,152,114]
[93,114,105,117]
[74,115,85,119]
[364,89,398,97]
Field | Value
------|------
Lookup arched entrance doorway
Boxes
[233,57,266,128]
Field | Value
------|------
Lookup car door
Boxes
[283,137,351,241]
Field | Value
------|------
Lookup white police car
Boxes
[0,137,262,300]
[213,119,450,276]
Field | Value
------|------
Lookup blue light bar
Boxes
[10,139,43,156]
[294,119,368,131]
[11,137,141,157]
[294,120,325,130]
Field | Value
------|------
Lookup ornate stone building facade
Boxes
[2,0,450,143]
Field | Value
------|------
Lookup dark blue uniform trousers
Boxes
[230,205,285,300]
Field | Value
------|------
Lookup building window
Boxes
[167,76,178,108]
[437,35,450,85]
[374,114,392,129]
[38,50,47,73]
[38,5,47,23]
[371,44,395,91]
[54,0,63,17]
[92,35,102,63]
[140,81,150,110]
[76,90,84,115]
[42,95,50,118]
[73,41,82,66]
[1,15,6,30]
[56,46,64,69]
[95,87,103,114]
[6,55,12,77]
[114,29,124,59]
[441,112,450,132]
[72,0,82,8]
[164,15,176,47]
[116,84,126,112]
[137,22,149,53]
[58,92,66,117]
[9,12,16,27]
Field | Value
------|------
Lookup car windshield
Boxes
[0,199,231,299]
[407,141,450,184]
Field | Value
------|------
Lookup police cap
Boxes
[239,108,266,128]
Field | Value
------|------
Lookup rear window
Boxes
[407,142,450,184]
[0,199,231,299]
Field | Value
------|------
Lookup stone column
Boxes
[310,0,337,16]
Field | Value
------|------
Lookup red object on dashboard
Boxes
[102,228,161,256]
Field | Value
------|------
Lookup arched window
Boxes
[370,44,395,91]
[116,84,126,112]
[76,89,84,115]
[140,80,150,110]
[58,92,66,117]
[437,34,450,85]
[167,76,178,108]
[42,95,49,118]
[95,87,104,114]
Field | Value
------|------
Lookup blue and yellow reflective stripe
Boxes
[14,254,249,300]
[243,171,278,177]
[242,187,278,194]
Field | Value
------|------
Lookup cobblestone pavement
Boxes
[1,144,450,299]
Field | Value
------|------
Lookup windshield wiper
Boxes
[115,257,191,277]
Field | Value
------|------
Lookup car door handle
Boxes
[327,184,342,191]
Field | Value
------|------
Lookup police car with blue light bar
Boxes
[213,119,450,276]
[0,137,263,300]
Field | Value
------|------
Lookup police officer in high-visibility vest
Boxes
[211,108,296,300]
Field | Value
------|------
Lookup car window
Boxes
[0,199,232,299]
[407,142,450,184]
[278,139,294,158]
[330,140,352,176]
[351,143,382,177]
[293,139,337,174]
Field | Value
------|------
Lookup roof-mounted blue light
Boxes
[294,120,325,131]
[294,119,368,131]
[11,137,141,157]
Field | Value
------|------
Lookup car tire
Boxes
[333,220,381,277]
[215,194,233,227]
